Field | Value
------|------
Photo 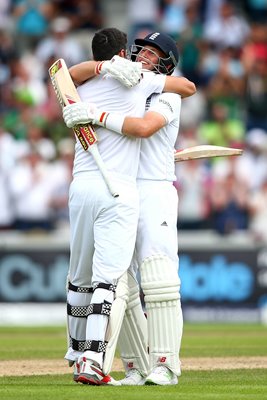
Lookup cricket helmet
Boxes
[131,32,179,75]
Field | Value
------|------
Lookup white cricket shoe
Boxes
[145,365,178,385]
[77,357,121,386]
[119,368,146,386]
[73,361,80,383]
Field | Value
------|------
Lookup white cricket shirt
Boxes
[138,92,181,181]
[73,71,166,180]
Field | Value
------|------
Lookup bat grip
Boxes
[73,125,119,197]
[89,145,119,198]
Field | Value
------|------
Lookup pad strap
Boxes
[84,340,107,353]
[93,282,116,292]
[68,282,93,293]
[67,302,112,318]
[70,337,86,352]
[69,337,107,353]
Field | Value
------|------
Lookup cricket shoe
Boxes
[145,365,178,385]
[77,357,121,386]
[73,361,80,383]
[119,368,146,386]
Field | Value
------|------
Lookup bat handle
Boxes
[89,145,119,198]
[73,125,119,197]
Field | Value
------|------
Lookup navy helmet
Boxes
[131,32,179,75]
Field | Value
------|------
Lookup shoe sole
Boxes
[145,380,157,385]
[145,379,178,386]
[78,374,101,385]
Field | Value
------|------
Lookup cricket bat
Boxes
[48,58,119,197]
[174,145,243,162]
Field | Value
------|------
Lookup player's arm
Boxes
[63,93,181,138]
[62,101,166,137]
[69,56,142,88]
[69,61,99,85]
[70,60,196,98]
[163,76,196,98]
[121,111,166,137]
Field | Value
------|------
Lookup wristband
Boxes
[105,113,125,135]
[98,111,109,127]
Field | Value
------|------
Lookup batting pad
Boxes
[118,271,149,376]
[66,287,92,361]
[103,271,129,375]
[140,254,182,376]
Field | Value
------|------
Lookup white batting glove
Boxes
[63,102,107,128]
[95,55,142,88]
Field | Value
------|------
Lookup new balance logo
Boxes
[158,356,167,363]
[161,221,168,226]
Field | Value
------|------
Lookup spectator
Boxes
[35,17,86,70]
[203,1,250,50]
[9,56,47,106]
[0,0,13,32]
[178,1,203,84]
[235,129,267,192]
[58,0,104,31]
[202,0,224,23]
[209,172,250,234]
[49,137,75,230]
[127,0,160,44]
[202,46,246,120]
[248,178,267,242]
[11,0,55,52]
[0,125,16,229]
[16,120,57,161]
[175,158,211,230]
[241,22,267,73]
[179,88,206,130]
[197,102,245,147]
[211,128,267,194]
[160,0,187,37]
[53,0,104,57]
[8,147,55,231]
[243,51,267,131]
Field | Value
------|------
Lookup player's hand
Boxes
[97,55,142,88]
[63,102,102,128]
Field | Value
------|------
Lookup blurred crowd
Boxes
[0,0,267,242]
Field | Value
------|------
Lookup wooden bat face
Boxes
[48,58,119,197]
[174,145,243,162]
[49,58,98,150]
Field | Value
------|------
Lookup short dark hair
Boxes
[92,28,127,60]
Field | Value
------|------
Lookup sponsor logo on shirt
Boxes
[159,98,173,113]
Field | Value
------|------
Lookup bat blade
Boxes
[48,58,119,197]
[174,145,243,162]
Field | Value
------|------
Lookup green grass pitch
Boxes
[0,323,266,400]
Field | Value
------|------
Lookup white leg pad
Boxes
[140,254,182,376]
[65,286,92,362]
[102,270,129,375]
[118,271,149,376]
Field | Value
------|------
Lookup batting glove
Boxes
[63,102,106,128]
[95,55,142,88]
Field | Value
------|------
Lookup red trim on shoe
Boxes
[77,375,101,386]
[91,365,105,378]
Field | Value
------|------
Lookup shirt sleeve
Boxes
[148,92,181,124]
[139,71,166,98]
